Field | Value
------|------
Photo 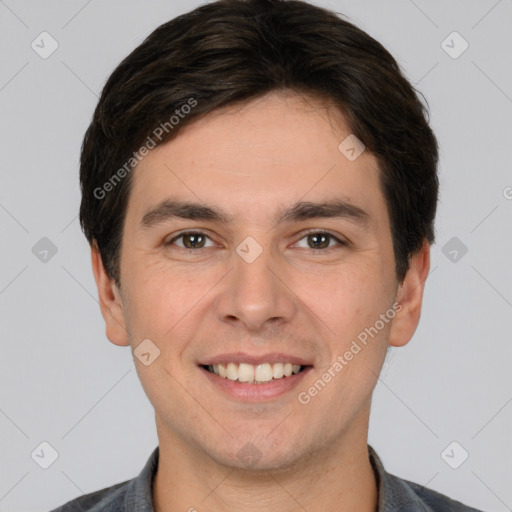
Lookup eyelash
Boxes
[165,229,347,251]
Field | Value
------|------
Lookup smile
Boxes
[205,362,303,384]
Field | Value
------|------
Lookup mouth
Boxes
[197,352,314,401]
[200,362,310,384]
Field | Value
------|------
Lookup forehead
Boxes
[127,92,386,228]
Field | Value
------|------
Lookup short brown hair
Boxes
[79,0,439,287]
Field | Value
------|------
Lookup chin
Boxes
[206,434,310,474]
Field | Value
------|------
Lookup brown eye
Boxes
[167,232,214,249]
[295,231,344,250]
[307,233,330,249]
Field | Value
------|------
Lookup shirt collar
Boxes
[368,445,432,511]
[124,445,159,511]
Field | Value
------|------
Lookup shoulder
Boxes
[48,480,129,512]
[395,475,484,512]
[48,446,159,512]
[368,445,482,512]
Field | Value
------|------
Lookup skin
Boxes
[91,91,430,512]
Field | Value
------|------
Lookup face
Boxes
[93,91,429,471]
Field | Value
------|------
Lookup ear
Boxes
[388,241,431,348]
[90,242,130,347]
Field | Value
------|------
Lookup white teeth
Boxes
[255,363,273,381]
[238,363,255,382]
[226,362,238,380]
[208,362,303,383]
[272,363,284,379]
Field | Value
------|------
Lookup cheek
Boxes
[299,261,390,334]
[120,261,177,339]
[121,258,220,347]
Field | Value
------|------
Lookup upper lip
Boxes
[199,352,313,367]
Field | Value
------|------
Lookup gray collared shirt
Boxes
[49,445,483,511]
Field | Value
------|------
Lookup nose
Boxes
[214,243,297,333]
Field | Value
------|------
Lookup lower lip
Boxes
[199,366,312,402]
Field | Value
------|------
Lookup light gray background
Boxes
[0,1,511,511]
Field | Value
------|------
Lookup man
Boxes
[51,0,482,510]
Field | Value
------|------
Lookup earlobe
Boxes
[90,242,131,347]
[388,241,431,348]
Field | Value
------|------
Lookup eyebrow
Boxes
[140,198,370,230]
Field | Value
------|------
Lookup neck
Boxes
[153,414,378,512]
